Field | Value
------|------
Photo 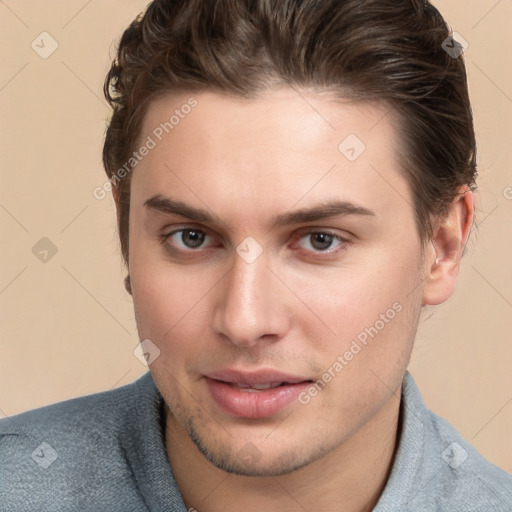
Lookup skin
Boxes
[116,87,474,511]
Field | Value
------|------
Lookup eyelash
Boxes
[158,227,351,258]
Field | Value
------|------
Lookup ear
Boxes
[111,183,120,209]
[111,184,130,279]
[111,184,124,237]
[422,185,474,306]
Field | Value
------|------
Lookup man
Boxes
[1,0,511,510]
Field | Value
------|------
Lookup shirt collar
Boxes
[374,370,442,510]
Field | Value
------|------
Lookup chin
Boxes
[185,418,334,477]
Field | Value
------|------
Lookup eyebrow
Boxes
[273,200,376,228]
[144,195,229,228]
[143,194,376,230]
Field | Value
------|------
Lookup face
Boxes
[128,88,427,476]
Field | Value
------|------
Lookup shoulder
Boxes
[0,372,158,511]
[425,409,512,511]
[0,372,151,441]
[376,372,512,511]
[402,372,512,511]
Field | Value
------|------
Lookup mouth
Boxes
[218,380,312,391]
[204,368,312,387]
[227,381,289,391]
[203,369,314,419]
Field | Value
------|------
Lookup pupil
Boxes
[182,230,205,248]
[311,233,333,251]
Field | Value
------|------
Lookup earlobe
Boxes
[112,184,120,207]
[111,184,124,238]
[124,275,132,295]
[422,186,474,306]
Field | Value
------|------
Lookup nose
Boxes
[212,252,291,347]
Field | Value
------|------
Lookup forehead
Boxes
[139,88,396,159]
[132,88,412,231]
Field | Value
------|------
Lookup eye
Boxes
[165,228,210,250]
[295,231,348,253]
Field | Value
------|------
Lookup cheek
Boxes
[299,255,422,425]
[290,244,422,350]
[130,252,210,351]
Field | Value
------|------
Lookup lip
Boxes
[204,368,312,419]
[205,368,310,386]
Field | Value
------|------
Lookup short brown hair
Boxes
[103,0,477,265]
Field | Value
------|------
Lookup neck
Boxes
[165,391,401,512]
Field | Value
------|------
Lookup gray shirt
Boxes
[1,371,511,511]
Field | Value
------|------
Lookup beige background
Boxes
[0,0,511,473]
